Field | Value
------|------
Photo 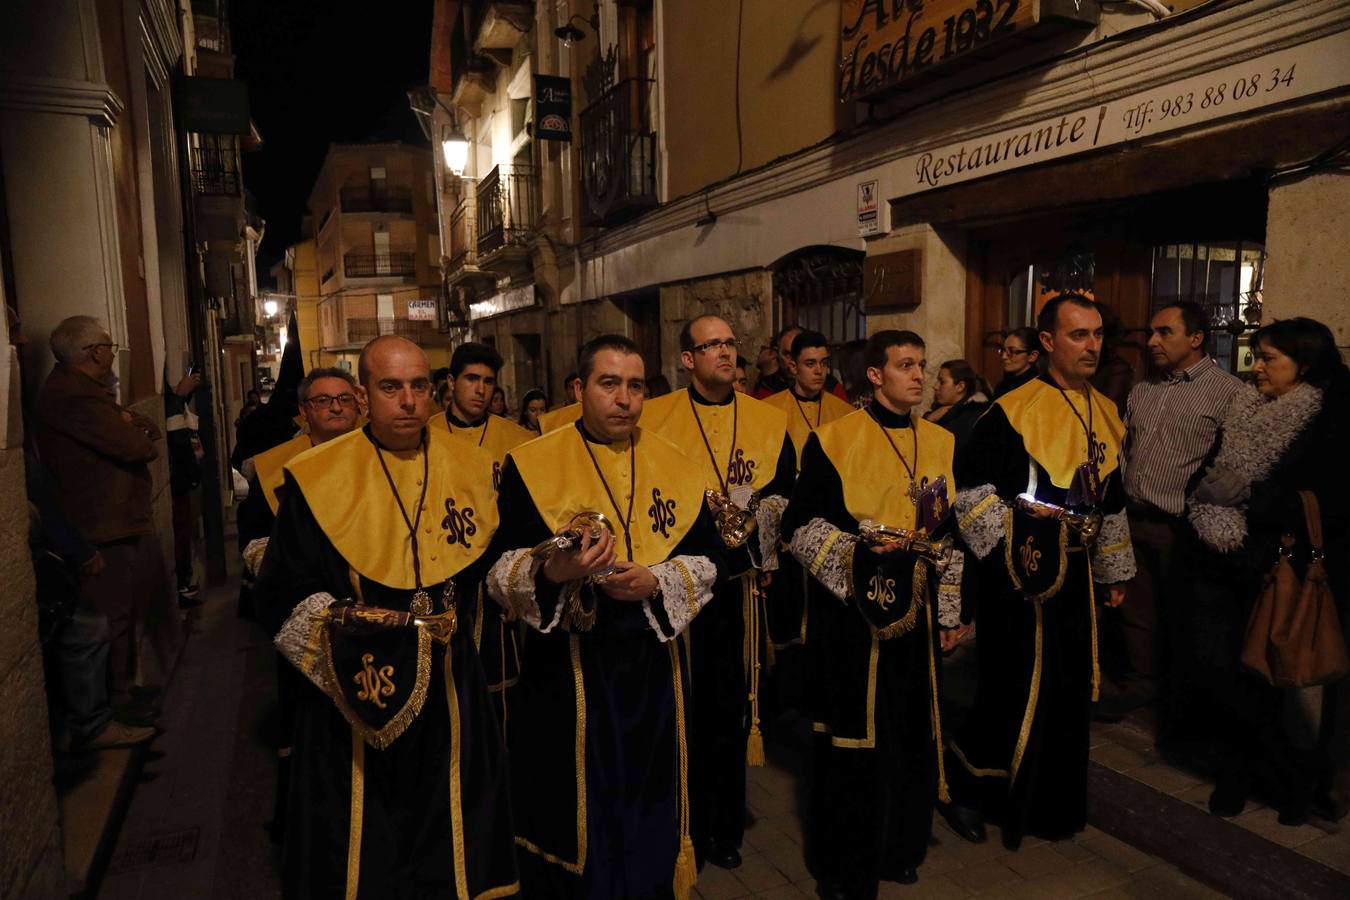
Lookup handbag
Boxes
[1241,491,1350,687]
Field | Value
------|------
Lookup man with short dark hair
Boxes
[488,334,748,897]
[754,325,849,401]
[1114,303,1243,725]
[538,370,584,433]
[258,336,517,898]
[783,329,966,896]
[643,314,795,869]
[945,295,1136,850]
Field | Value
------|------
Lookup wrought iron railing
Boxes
[580,78,657,226]
[340,184,414,214]
[476,163,539,256]
[343,250,416,278]
[345,316,440,345]
[190,145,241,196]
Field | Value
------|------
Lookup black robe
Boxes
[258,440,517,899]
[491,425,748,899]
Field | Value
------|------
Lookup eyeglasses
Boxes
[84,342,119,354]
[690,338,737,354]
[304,393,358,409]
[997,347,1029,357]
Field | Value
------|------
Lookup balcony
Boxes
[345,316,441,346]
[340,184,414,214]
[190,146,241,196]
[446,197,493,286]
[475,163,538,263]
[343,250,417,279]
[580,78,658,227]
[471,1,533,54]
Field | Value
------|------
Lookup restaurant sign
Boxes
[839,0,1098,102]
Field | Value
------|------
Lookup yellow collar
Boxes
[538,403,582,434]
[995,378,1123,488]
[762,388,854,468]
[253,433,313,514]
[640,389,788,491]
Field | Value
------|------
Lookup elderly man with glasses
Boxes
[37,315,171,726]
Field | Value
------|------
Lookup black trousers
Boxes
[689,579,749,853]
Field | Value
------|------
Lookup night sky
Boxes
[230,0,435,272]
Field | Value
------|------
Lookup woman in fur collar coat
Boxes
[1186,317,1350,826]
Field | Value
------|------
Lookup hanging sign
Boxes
[534,75,573,142]
[407,299,437,321]
[838,0,1098,102]
[857,179,881,236]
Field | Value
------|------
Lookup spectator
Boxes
[1114,303,1242,727]
[489,384,508,417]
[436,379,452,411]
[753,325,849,401]
[925,359,991,454]
[754,344,777,392]
[558,371,582,407]
[37,316,174,724]
[518,388,547,433]
[1187,317,1349,825]
[165,368,203,606]
[733,355,749,393]
[993,327,1041,398]
[645,372,672,398]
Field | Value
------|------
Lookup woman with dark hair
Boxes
[518,388,547,434]
[489,385,508,417]
[1187,316,1350,825]
[925,359,991,454]
[993,327,1042,398]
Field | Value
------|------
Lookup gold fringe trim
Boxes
[874,563,926,640]
[743,575,765,767]
[345,728,364,900]
[445,642,472,900]
[322,623,433,750]
[1002,508,1070,604]
[1010,603,1044,784]
[669,639,697,899]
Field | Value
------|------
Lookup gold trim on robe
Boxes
[994,378,1124,489]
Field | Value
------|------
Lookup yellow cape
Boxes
[538,403,582,435]
[429,412,536,491]
[640,389,788,492]
[762,389,854,470]
[253,433,312,514]
[284,425,499,589]
[506,422,706,567]
[994,378,1123,489]
[814,408,955,532]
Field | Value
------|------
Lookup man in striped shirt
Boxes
[1115,302,1243,724]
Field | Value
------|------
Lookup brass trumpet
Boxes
[857,520,954,572]
[530,511,618,579]
[704,487,760,550]
[1015,496,1103,545]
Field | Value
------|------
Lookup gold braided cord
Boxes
[743,575,765,766]
[948,741,1009,779]
[445,643,473,900]
[345,728,364,900]
[474,586,485,650]
[1087,559,1101,703]
[1010,603,1044,784]
[924,598,950,804]
[669,639,697,898]
[672,559,699,617]
[958,492,1000,530]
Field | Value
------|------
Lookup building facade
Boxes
[428,0,1349,408]
[307,142,450,371]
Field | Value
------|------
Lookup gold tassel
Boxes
[1087,560,1101,702]
[747,728,765,767]
[674,836,697,900]
[670,640,698,899]
[744,576,766,767]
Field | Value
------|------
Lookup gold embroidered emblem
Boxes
[1020,536,1042,574]
[353,653,396,709]
[867,573,897,610]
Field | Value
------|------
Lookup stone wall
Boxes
[1262,171,1350,352]
[0,446,66,899]
[658,271,774,389]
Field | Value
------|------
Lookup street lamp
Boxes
[554,13,596,47]
[263,299,278,317]
[441,123,470,178]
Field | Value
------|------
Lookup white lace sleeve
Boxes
[274,592,339,693]
[937,548,964,628]
[756,494,788,572]
[242,537,269,579]
[644,555,718,641]
[487,548,564,632]
[956,484,1008,560]
[1092,510,1137,584]
[788,517,857,602]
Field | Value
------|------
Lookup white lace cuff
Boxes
[242,537,269,579]
[274,592,339,693]
[937,548,964,628]
[644,555,717,641]
[487,548,562,632]
[756,494,788,572]
[956,484,1007,560]
[1092,510,1137,584]
[788,517,857,603]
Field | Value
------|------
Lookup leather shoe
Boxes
[937,801,986,844]
[705,843,741,870]
[1208,780,1247,818]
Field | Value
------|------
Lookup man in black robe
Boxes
[782,330,966,899]
[258,336,518,898]
[945,296,1136,850]
[487,334,749,899]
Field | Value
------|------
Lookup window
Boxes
[1149,241,1265,374]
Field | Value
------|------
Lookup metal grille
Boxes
[1149,241,1266,374]
[580,78,658,226]
[476,163,539,256]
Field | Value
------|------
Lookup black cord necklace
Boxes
[580,432,637,561]
[1055,384,1095,461]
[791,389,822,431]
[688,389,737,494]
[448,412,489,447]
[373,431,433,614]
[868,407,921,506]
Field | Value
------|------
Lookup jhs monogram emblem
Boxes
[492,461,502,493]
[1088,432,1107,467]
[442,498,477,548]
[1021,535,1042,574]
[648,488,677,538]
[726,448,757,487]
[353,653,396,709]
[867,573,897,609]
